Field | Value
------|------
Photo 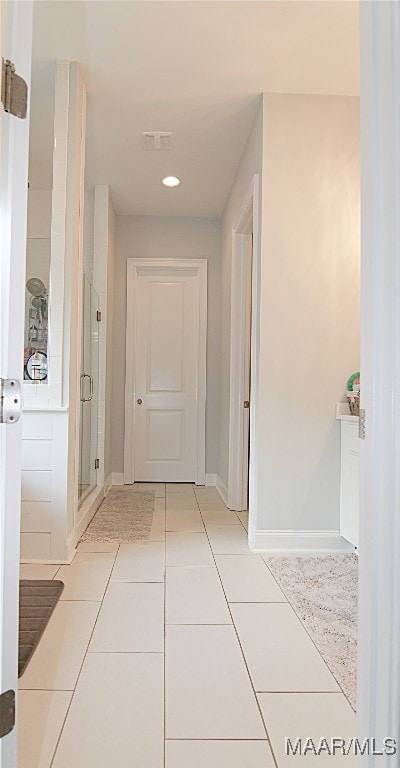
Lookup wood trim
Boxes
[196,260,208,485]
[124,258,207,485]
[228,175,260,518]
[123,258,136,483]
[228,233,252,509]
[216,474,229,506]
[357,0,400,747]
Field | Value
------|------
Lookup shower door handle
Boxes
[80,373,93,402]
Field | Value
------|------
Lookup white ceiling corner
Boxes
[29,0,359,218]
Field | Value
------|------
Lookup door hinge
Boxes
[95,458,100,470]
[1,59,28,119]
[359,408,366,440]
[0,379,22,424]
[243,401,250,409]
[0,690,15,739]
[97,311,102,322]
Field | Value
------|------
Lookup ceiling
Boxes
[29,0,359,218]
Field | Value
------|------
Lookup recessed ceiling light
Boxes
[162,176,181,188]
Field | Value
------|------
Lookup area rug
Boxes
[80,486,155,543]
[19,580,64,677]
[264,554,358,710]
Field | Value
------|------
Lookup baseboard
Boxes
[110,471,228,499]
[112,472,125,486]
[105,473,113,494]
[250,529,354,553]
[215,474,229,506]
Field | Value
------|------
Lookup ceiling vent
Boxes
[142,132,173,151]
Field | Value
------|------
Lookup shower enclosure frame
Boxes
[77,274,100,509]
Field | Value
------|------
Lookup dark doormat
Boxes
[19,580,64,677]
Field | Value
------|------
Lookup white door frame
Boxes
[228,175,260,521]
[124,258,207,485]
[0,1,33,764]
[357,0,400,752]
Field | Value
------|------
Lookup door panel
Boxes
[146,410,184,461]
[148,282,184,392]
[131,266,203,482]
[0,2,33,764]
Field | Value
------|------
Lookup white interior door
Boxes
[0,1,32,764]
[124,260,207,483]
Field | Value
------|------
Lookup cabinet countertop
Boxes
[336,403,359,423]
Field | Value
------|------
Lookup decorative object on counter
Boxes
[346,371,360,391]
[346,371,360,416]
[347,390,360,416]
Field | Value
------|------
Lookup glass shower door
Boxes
[78,276,99,506]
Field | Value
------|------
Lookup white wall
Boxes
[218,101,263,487]
[83,188,94,282]
[25,190,52,351]
[254,93,360,541]
[112,216,221,476]
[27,190,52,239]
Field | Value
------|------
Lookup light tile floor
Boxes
[19,483,355,767]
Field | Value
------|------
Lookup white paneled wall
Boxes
[22,61,69,412]
[21,73,116,562]
[21,410,69,561]
[48,59,69,408]
[21,61,88,563]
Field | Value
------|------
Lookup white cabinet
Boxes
[337,408,360,549]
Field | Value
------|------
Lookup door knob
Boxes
[137,398,143,405]
[244,401,250,409]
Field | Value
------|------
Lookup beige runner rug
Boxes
[80,486,155,543]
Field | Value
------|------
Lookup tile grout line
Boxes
[167,736,276,745]
[164,737,274,741]
[236,511,249,534]
[48,542,121,768]
[194,493,280,768]
[252,689,351,695]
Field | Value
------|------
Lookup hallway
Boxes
[19,484,355,767]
